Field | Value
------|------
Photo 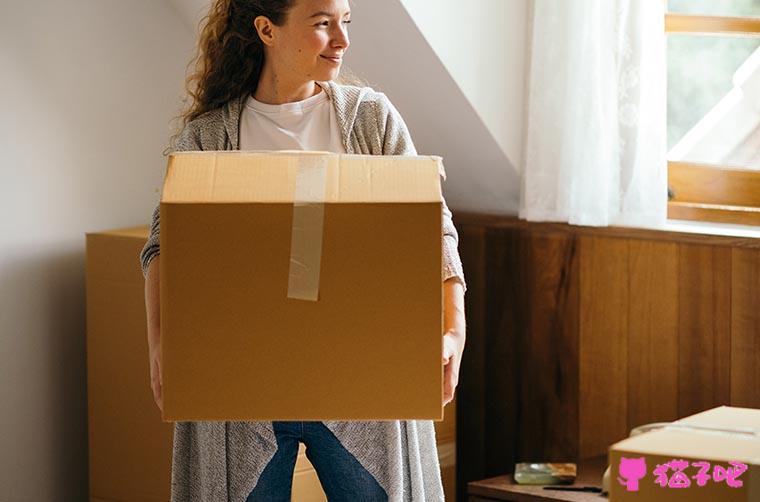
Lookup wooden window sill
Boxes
[454,213,760,247]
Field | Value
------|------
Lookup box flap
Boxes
[611,406,760,464]
[677,406,760,431]
[612,429,760,464]
[86,226,149,239]
[161,151,443,204]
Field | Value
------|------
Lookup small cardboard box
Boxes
[160,151,445,421]
[609,406,760,502]
[86,227,173,502]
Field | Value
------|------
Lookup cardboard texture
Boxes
[609,406,760,502]
[86,227,174,502]
[160,151,444,421]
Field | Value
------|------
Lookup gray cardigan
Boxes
[139,80,466,501]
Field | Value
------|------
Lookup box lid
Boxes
[161,151,444,204]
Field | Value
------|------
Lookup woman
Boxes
[139,0,467,500]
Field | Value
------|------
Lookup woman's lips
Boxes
[321,55,341,64]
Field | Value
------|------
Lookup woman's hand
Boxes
[443,277,466,406]
[145,257,163,414]
[148,339,163,413]
[443,329,465,406]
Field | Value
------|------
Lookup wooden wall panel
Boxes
[627,240,679,429]
[482,228,520,475]
[456,224,487,502]
[579,236,629,458]
[730,248,760,408]
[677,245,732,417]
[516,231,579,462]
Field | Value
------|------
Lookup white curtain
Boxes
[520,0,667,227]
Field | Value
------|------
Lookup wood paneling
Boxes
[457,215,760,501]
[677,244,732,417]
[482,228,520,474]
[456,224,487,502]
[578,236,629,457]
[730,248,760,408]
[627,241,679,428]
[516,231,579,462]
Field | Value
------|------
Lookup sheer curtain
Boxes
[520,0,667,227]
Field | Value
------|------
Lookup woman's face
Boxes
[266,0,351,83]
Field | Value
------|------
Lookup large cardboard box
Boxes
[86,226,456,501]
[609,406,760,501]
[160,151,445,421]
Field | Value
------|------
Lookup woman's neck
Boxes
[253,66,321,104]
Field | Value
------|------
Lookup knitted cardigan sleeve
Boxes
[376,93,467,291]
[138,122,202,278]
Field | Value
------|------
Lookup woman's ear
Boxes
[253,15,275,47]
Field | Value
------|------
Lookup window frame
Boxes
[665,10,760,225]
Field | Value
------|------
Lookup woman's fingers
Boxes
[442,333,460,405]
[152,377,163,412]
[443,357,456,405]
[150,350,163,413]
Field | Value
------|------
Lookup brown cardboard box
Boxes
[86,225,456,501]
[160,151,445,421]
[609,406,760,502]
[86,227,173,502]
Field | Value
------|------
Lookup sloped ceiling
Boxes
[163,0,521,214]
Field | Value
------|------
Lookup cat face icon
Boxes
[618,456,647,492]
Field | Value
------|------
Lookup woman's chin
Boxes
[315,67,341,82]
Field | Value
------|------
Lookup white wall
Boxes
[343,0,526,213]
[166,0,210,30]
[400,0,529,171]
[0,2,193,500]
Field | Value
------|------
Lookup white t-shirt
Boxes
[239,82,346,153]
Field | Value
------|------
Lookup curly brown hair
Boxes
[166,0,363,153]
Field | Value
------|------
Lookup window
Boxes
[666,0,760,225]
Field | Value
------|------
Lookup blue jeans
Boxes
[246,421,388,502]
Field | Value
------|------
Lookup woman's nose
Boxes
[333,25,350,49]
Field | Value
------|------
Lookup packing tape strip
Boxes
[287,155,328,301]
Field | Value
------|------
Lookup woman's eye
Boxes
[316,19,351,27]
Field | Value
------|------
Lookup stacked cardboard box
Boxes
[609,406,759,501]
[86,227,173,502]
[86,146,455,499]
[87,150,452,500]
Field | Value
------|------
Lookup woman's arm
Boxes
[139,121,203,413]
[376,93,468,405]
[145,256,163,413]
